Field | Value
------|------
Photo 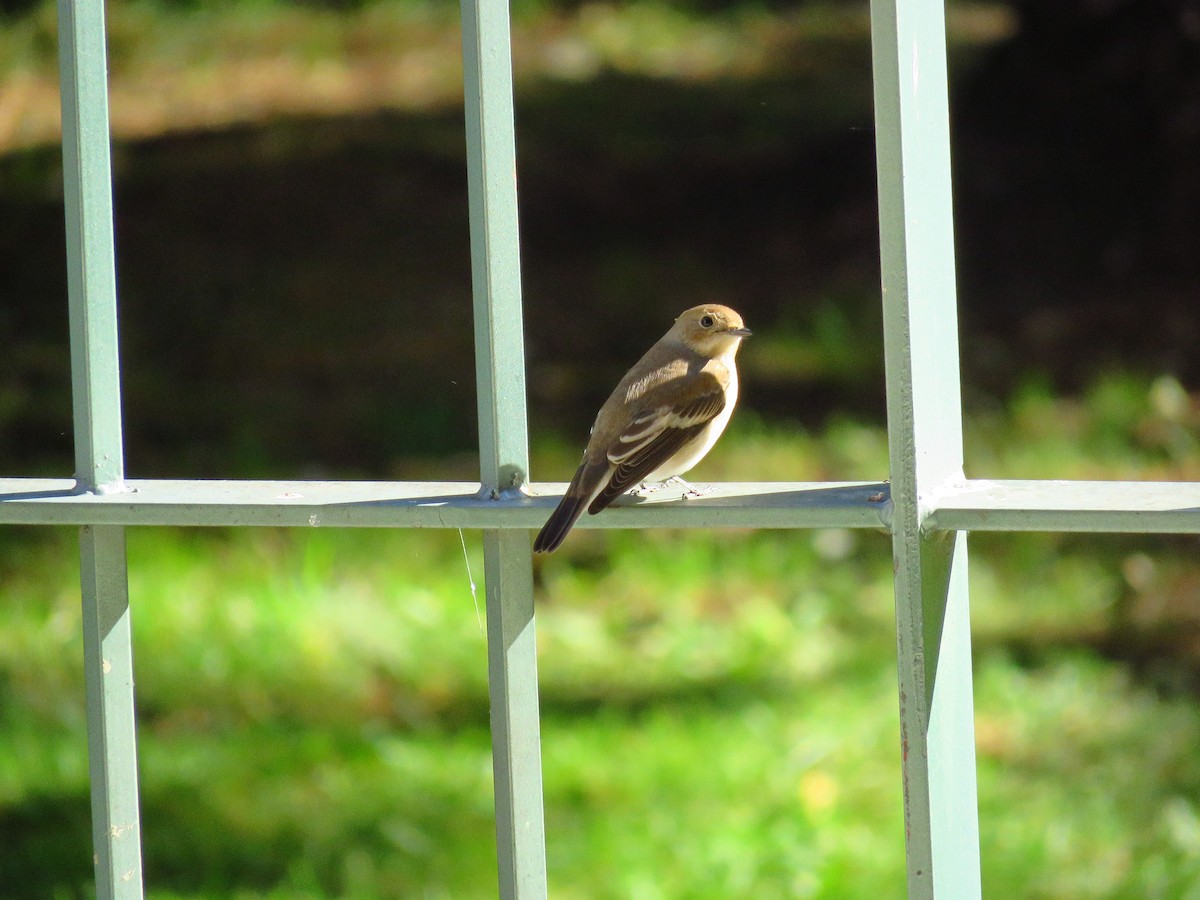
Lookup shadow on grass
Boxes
[0,69,884,480]
[5,47,1198,481]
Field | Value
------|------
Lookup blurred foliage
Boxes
[4,0,1200,895]
[3,382,1200,894]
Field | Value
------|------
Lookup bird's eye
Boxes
[700,315,715,328]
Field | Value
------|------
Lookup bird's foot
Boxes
[667,475,710,499]
[634,480,671,497]
[634,477,710,499]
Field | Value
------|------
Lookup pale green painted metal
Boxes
[0,478,891,529]
[870,0,981,896]
[461,0,529,496]
[459,0,547,891]
[79,525,142,897]
[926,479,1200,533]
[58,0,123,493]
[482,530,546,896]
[57,0,144,896]
[9,477,1200,534]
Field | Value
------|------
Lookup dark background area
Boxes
[2,0,1198,481]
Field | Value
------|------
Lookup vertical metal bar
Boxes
[57,0,144,896]
[482,530,545,897]
[870,0,981,897]
[78,525,142,896]
[58,0,122,492]
[460,0,547,894]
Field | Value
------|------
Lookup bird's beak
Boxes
[726,327,752,338]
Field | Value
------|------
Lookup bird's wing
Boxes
[588,374,726,514]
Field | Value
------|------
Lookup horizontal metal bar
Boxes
[7,478,1198,533]
[0,478,890,530]
[926,479,1200,534]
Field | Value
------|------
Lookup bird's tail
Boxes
[533,463,604,553]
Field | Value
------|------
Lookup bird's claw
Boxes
[668,475,710,499]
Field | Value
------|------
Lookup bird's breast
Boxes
[644,364,738,481]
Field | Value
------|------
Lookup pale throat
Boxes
[645,350,740,482]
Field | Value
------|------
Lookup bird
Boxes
[533,304,751,553]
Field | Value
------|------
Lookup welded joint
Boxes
[74,478,133,497]
[917,471,972,535]
[476,469,532,502]
[874,490,896,533]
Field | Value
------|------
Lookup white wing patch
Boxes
[624,358,689,404]
[609,403,717,464]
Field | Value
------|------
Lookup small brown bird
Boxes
[533,304,751,553]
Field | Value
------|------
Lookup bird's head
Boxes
[671,304,751,358]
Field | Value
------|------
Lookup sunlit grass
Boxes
[0,0,1014,152]
[967,373,1200,480]
[3,374,1200,895]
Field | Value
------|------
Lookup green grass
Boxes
[3,0,1194,891]
[3,374,1200,897]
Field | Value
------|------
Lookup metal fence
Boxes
[4,0,1200,897]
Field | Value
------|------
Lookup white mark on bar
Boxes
[121,869,136,882]
[308,513,320,527]
[102,658,112,674]
[107,821,135,839]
